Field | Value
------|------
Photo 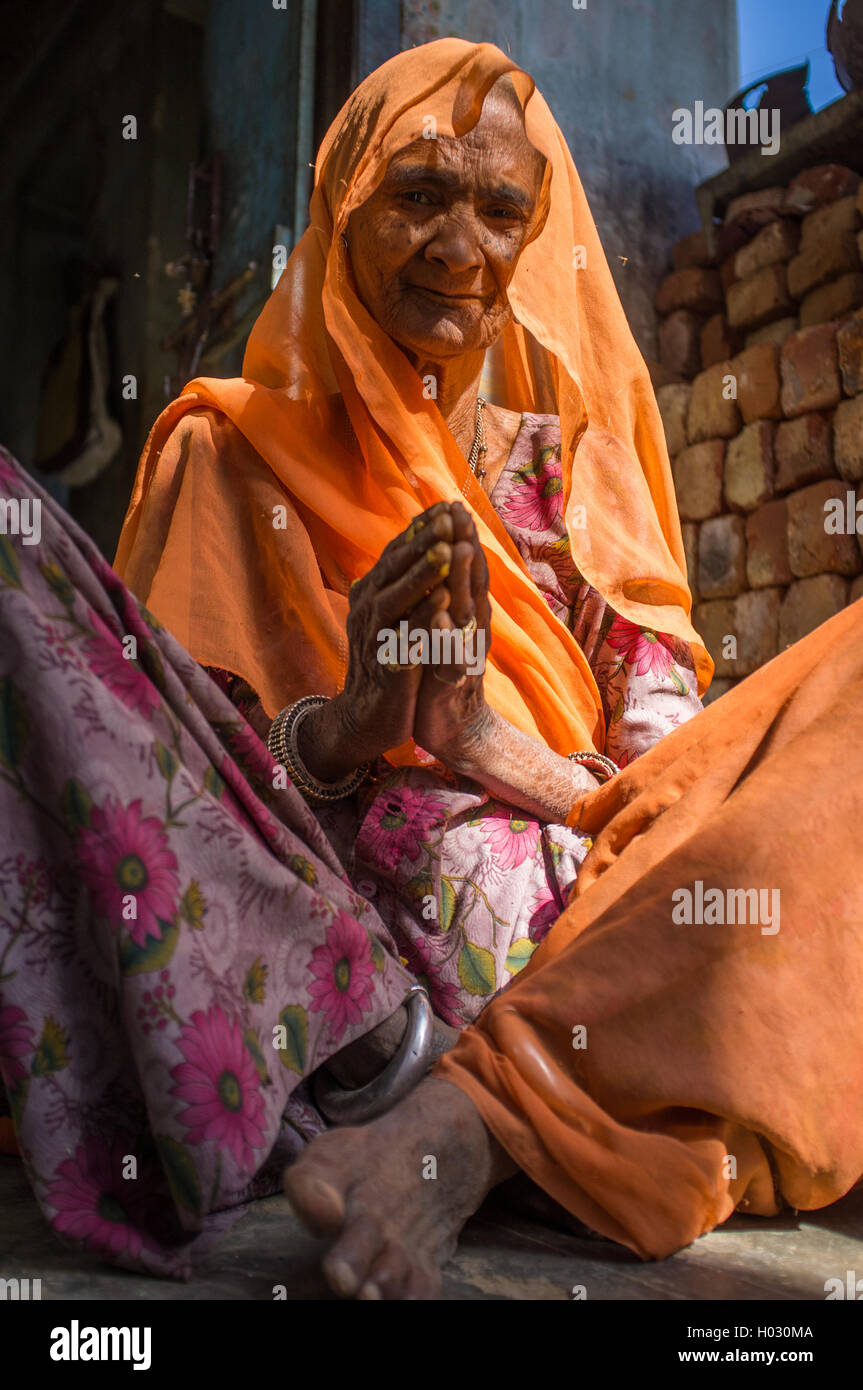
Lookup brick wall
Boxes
[654,164,863,703]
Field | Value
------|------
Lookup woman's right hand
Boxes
[297,502,455,781]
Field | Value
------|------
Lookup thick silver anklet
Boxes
[312,985,435,1126]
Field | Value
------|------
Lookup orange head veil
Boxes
[114,38,712,768]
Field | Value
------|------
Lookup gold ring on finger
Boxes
[432,670,467,687]
[459,616,477,637]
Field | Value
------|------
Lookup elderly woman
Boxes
[115,44,709,1093]
[2,39,863,1299]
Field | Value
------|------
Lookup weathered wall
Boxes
[201,0,302,332]
[0,0,203,556]
[400,0,739,359]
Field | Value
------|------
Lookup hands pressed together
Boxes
[333,498,493,769]
[297,499,601,820]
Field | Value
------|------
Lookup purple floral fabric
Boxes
[0,447,411,1277]
[0,415,701,1279]
[495,414,703,767]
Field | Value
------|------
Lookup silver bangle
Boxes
[267,694,369,804]
[312,985,435,1126]
[568,750,620,783]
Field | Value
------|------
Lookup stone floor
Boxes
[2,1156,862,1300]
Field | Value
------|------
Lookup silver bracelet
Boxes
[568,750,620,783]
[267,694,369,804]
[312,985,435,1126]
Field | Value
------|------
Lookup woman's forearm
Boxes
[274,692,601,822]
[291,693,383,784]
[441,704,601,822]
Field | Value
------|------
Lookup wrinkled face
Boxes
[346,85,546,359]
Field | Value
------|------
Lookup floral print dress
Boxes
[0,417,700,1278]
[209,414,702,1029]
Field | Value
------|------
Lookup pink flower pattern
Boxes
[396,931,464,1028]
[308,912,376,1042]
[0,1001,35,1085]
[47,1133,164,1260]
[170,1007,266,1168]
[526,885,562,944]
[476,809,540,870]
[83,614,161,718]
[502,445,564,532]
[76,797,180,945]
[606,615,676,678]
[356,785,447,874]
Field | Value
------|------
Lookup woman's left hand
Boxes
[412,501,494,766]
[411,502,602,821]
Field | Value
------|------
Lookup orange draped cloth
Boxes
[114,38,711,768]
[436,595,863,1258]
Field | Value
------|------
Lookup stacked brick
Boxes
[654,165,863,703]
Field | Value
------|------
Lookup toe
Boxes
[357,1239,409,1301]
[322,1210,388,1299]
[402,1259,440,1301]
[283,1161,345,1238]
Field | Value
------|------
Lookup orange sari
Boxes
[437,595,863,1258]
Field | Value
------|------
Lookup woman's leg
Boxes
[286,591,863,1296]
[0,448,415,1277]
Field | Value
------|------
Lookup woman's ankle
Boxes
[324,1003,409,1087]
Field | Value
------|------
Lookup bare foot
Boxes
[283,1076,517,1298]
